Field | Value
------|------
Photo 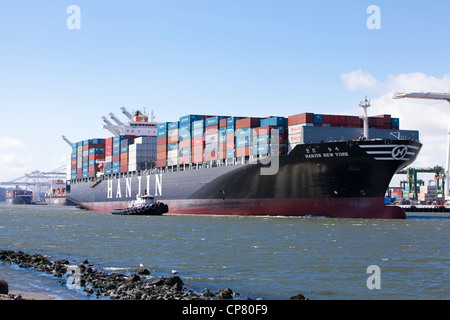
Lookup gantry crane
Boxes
[393,91,450,200]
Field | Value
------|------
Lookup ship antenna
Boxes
[151,109,155,124]
[359,97,371,140]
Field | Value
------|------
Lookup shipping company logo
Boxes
[391,145,408,160]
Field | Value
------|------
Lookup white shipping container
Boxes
[168,128,179,137]
[167,158,178,166]
[167,150,178,158]
[288,124,304,135]
[83,150,89,157]
[105,156,112,162]
[205,133,218,144]
[288,133,303,144]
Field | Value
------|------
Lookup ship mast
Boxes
[359,97,371,140]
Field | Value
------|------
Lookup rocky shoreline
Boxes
[0,250,244,300]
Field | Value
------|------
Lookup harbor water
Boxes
[0,204,448,300]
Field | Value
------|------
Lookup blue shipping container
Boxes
[113,136,125,143]
[179,148,191,156]
[192,119,204,129]
[179,130,191,141]
[113,161,120,168]
[180,114,203,124]
[391,118,399,127]
[168,143,179,151]
[205,116,219,127]
[260,117,285,127]
[252,144,270,155]
[192,128,204,138]
[226,149,235,158]
[157,122,169,130]
[235,128,250,138]
[236,136,250,147]
[112,167,120,174]
[157,130,167,138]
[168,121,179,130]
[314,114,323,124]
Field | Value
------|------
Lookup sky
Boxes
[0,0,449,186]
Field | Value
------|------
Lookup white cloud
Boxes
[341,70,450,176]
[0,136,25,149]
[340,69,380,91]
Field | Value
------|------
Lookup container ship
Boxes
[5,187,33,205]
[66,105,421,219]
[44,180,76,206]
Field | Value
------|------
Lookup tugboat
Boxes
[112,194,168,215]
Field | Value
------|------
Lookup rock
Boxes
[128,274,141,282]
[217,288,233,300]
[289,293,308,300]
[0,279,9,294]
[203,289,215,297]
[135,268,151,275]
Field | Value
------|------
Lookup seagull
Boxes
[171,270,179,274]
[139,263,144,268]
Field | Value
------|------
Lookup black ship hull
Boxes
[67,140,421,219]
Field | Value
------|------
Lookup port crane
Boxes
[0,166,67,202]
[393,91,450,200]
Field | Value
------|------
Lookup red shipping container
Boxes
[157,136,168,145]
[252,125,277,136]
[205,126,218,135]
[226,133,234,142]
[287,113,314,126]
[113,155,120,162]
[168,135,179,144]
[156,159,166,168]
[157,144,167,153]
[179,155,190,165]
[179,139,191,149]
[219,118,228,128]
[236,117,259,129]
[157,152,167,160]
[120,166,128,173]
[219,143,226,159]
[77,172,82,179]
[236,146,250,157]
[226,141,234,150]
[192,153,203,163]
[71,164,77,170]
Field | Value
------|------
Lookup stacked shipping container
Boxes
[70,111,400,179]
[71,135,157,180]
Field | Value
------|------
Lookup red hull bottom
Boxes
[80,197,406,219]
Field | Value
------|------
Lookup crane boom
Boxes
[109,113,124,125]
[394,91,450,201]
[120,107,134,120]
[61,135,73,146]
[102,116,120,136]
[394,91,450,102]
